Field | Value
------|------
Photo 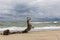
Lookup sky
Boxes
[0,0,60,21]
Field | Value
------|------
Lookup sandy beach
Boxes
[0,30,60,40]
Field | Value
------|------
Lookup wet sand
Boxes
[0,30,60,40]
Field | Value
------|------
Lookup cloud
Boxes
[0,0,60,21]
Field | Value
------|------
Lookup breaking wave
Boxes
[0,26,60,34]
[31,21,58,24]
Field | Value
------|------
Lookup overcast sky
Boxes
[0,0,60,21]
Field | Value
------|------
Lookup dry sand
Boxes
[0,30,60,40]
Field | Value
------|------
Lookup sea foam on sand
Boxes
[0,26,26,34]
[0,26,60,34]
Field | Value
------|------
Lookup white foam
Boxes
[53,21,58,23]
[0,26,60,34]
[31,26,60,31]
[0,26,26,34]
[31,22,51,24]
[31,21,58,24]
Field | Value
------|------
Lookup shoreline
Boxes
[0,26,60,32]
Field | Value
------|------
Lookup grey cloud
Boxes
[0,0,60,21]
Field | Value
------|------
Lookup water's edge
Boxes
[0,26,60,33]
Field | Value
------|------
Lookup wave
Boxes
[31,26,60,31]
[53,21,58,23]
[31,21,58,24]
[0,26,26,34]
[0,26,60,34]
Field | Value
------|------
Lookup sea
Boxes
[0,21,60,27]
[0,21,60,33]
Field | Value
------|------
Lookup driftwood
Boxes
[3,17,32,35]
[22,17,32,33]
[3,29,10,35]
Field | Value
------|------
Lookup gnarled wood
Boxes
[3,17,32,35]
[22,17,32,33]
[3,29,10,35]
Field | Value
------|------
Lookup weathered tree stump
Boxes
[3,17,32,35]
[22,17,32,33]
[3,29,10,35]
